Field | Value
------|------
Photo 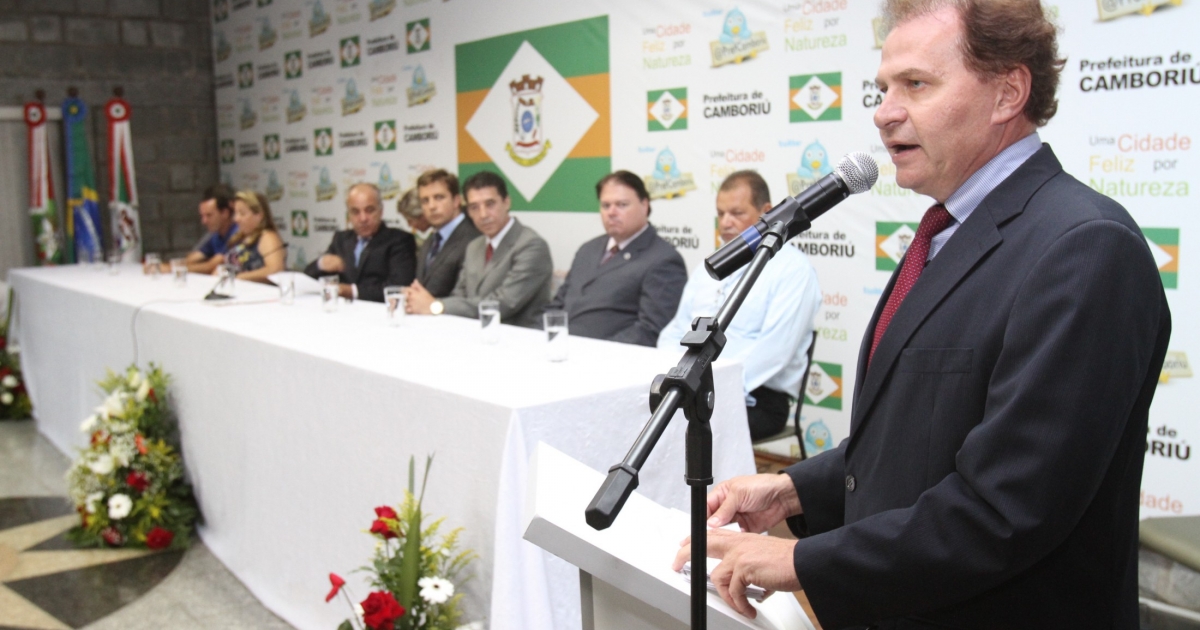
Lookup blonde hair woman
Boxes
[209,190,286,282]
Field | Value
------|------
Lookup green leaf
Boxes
[337,620,354,630]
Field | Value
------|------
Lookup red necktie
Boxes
[869,204,953,365]
[485,243,494,263]
[600,244,619,264]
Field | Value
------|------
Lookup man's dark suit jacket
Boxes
[784,145,1171,629]
[547,225,687,346]
[415,216,481,298]
[303,226,415,302]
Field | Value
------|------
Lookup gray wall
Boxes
[0,0,216,257]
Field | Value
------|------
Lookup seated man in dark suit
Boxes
[411,169,481,298]
[547,171,686,346]
[405,171,552,328]
[303,182,416,302]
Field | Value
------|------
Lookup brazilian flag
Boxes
[63,98,103,264]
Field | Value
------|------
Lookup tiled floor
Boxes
[0,419,294,630]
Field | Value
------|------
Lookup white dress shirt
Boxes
[657,244,821,403]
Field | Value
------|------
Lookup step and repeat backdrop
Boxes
[211,0,1196,517]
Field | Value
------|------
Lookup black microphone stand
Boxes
[586,217,799,628]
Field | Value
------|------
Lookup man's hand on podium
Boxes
[705,473,802,533]
[672,528,801,619]
[670,473,807,619]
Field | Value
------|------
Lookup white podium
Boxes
[523,442,814,630]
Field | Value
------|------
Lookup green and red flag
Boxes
[62,98,103,264]
[23,102,62,265]
[106,98,142,262]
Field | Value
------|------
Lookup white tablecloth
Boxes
[9,265,755,630]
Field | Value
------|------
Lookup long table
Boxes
[9,265,755,630]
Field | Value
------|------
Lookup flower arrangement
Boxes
[0,289,32,420]
[326,455,478,630]
[65,364,198,550]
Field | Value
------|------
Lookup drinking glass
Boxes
[478,299,501,344]
[321,275,340,312]
[144,252,162,279]
[543,310,569,362]
[279,273,295,306]
[384,286,406,326]
[214,263,237,297]
[170,258,187,287]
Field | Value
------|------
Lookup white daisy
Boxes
[89,454,115,475]
[418,576,454,604]
[107,493,133,520]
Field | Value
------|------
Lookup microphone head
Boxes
[835,152,879,194]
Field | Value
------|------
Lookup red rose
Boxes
[145,526,174,549]
[374,505,397,520]
[369,519,397,539]
[101,527,124,546]
[0,365,8,377]
[126,471,149,492]
[360,591,405,630]
[0,337,7,351]
[325,572,346,602]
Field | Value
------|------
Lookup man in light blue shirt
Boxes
[658,170,821,441]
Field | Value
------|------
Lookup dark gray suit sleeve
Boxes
[782,441,847,538]
[791,221,1167,628]
[609,247,688,346]
[304,234,341,278]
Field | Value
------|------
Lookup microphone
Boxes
[704,152,879,279]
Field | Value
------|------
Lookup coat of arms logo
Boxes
[504,74,551,167]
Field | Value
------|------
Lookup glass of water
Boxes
[278,273,295,306]
[170,258,187,287]
[384,286,406,326]
[321,275,340,312]
[543,310,569,362]
[214,263,237,297]
[144,252,162,279]
[478,299,501,344]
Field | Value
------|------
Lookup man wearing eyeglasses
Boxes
[545,171,687,346]
[405,170,553,328]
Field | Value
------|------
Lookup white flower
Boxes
[355,603,364,621]
[85,491,104,514]
[80,415,98,432]
[97,391,124,420]
[127,369,143,389]
[107,493,133,520]
[135,379,151,402]
[1,392,12,406]
[1,374,17,388]
[418,576,454,604]
[89,454,115,475]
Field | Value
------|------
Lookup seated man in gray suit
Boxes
[304,182,416,302]
[411,169,481,298]
[405,171,552,328]
[547,171,686,346]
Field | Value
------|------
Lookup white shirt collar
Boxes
[605,223,650,253]
[487,216,516,250]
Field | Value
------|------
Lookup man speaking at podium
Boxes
[675,1,1171,628]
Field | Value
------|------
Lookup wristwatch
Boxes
[430,300,444,315]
